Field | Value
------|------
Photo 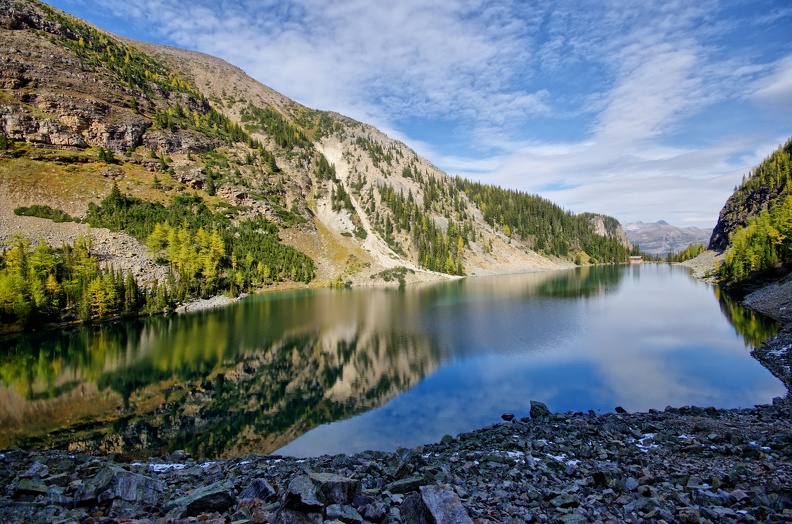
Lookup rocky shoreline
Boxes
[3,268,792,523]
[2,399,792,523]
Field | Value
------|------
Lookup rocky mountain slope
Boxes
[709,138,792,252]
[624,220,711,256]
[0,0,630,297]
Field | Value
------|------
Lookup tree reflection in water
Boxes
[0,265,781,458]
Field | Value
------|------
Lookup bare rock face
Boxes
[588,214,632,249]
[174,166,207,189]
[142,129,223,155]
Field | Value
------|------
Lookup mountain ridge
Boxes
[623,220,711,256]
[0,0,631,307]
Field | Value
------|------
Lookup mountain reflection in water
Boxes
[0,264,783,458]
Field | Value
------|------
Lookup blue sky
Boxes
[49,0,792,228]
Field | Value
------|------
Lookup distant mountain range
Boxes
[623,221,712,256]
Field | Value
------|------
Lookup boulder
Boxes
[419,484,474,524]
[326,503,364,523]
[284,475,324,511]
[530,400,552,420]
[240,477,278,502]
[308,472,360,505]
[165,479,235,518]
[92,465,164,506]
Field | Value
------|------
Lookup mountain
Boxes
[710,137,792,286]
[623,221,712,256]
[709,138,792,252]
[0,0,632,327]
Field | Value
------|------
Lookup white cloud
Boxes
[52,0,792,228]
[752,55,792,115]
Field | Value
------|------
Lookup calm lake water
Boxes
[0,264,784,458]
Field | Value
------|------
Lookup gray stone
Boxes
[400,492,431,524]
[21,461,48,478]
[385,475,428,494]
[165,480,235,517]
[530,401,552,420]
[275,507,321,524]
[326,503,364,523]
[13,478,48,498]
[284,475,324,510]
[361,501,387,521]
[559,514,588,524]
[624,477,639,491]
[240,477,278,502]
[550,493,580,509]
[419,484,474,524]
[92,465,164,506]
[308,472,360,505]
[678,506,701,524]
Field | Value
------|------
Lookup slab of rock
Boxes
[308,472,360,505]
[92,465,164,506]
[419,484,473,524]
[165,479,235,518]
[385,475,428,494]
[530,400,552,420]
[284,475,324,511]
[240,477,278,502]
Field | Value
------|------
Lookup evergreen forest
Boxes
[718,139,792,284]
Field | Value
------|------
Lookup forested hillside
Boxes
[710,138,792,252]
[1,0,632,331]
[714,138,792,284]
[455,179,631,264]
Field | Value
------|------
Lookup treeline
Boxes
[355,136,402,168]
[152,104,279,172]
[712,138,792,251]
[14,205,75,223]
[240,104,312,152]
[455,178,630,263]
[667,243,707,263]
[85,184,315,298]
[731,138,792,199]
[715,138,792,284]
[719,195,792,283]
[1,182,317,330]
[0,235,165,328]
[374,186,466,275]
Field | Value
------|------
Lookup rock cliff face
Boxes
[709,185,783,252]
[587,214,632,249]
[0,5,149,153]
[709,138,792,252]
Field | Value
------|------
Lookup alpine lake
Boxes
[0,264,784,459]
